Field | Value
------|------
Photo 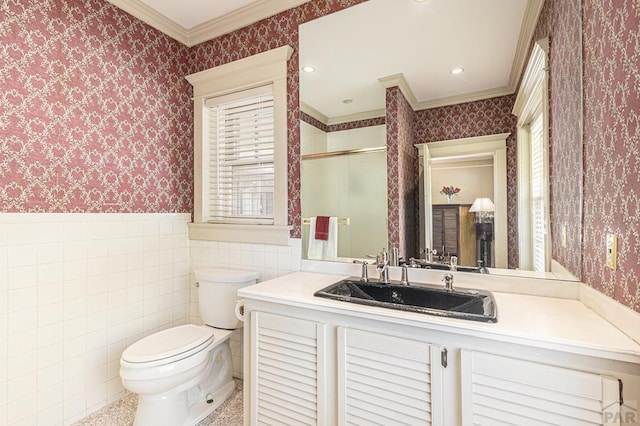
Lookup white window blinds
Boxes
[204,85,275,224]
[530,113,547,272]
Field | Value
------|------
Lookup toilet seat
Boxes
[122,324,215,367]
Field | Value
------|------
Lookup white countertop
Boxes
[239,271,640,364]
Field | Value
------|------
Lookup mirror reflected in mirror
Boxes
[299,0,583,281]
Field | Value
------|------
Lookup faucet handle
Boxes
[442,273,454,291]
[400,264,409,285]
[353,260,369,282]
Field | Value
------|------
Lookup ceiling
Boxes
[108,0,541,121]
[106,0,311,46]
[300,0,538,123]
[139,0,261,29]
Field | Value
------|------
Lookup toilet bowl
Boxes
[120,267,258,426]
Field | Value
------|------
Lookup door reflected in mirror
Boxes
[301,123,388,261]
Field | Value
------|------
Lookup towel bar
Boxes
[302,217,350,226]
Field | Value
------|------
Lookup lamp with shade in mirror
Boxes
[469,198,495,269]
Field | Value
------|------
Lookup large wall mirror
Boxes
[299,0,583,281]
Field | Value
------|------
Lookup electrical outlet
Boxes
[561,225,567,248]
[606,233,617,270]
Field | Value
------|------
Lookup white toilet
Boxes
[120,267,258,426]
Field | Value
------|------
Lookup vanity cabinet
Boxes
[245,305,634,426]
[460,350,621,424]
[249,311,328,425]
[337,327,443,425]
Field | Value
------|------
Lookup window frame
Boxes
[186,45,292,244]
[513,38,551,271]
[204,85,275,224]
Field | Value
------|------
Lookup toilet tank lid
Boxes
[195,267,259,283]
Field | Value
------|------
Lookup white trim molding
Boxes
[188,223,292,245]
[513,38,551,271]
[106,0,311,47]
[508,0,545,93]
[186,45,293,245]
[579,284,640,345]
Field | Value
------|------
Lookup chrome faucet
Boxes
[376,248,390,284]
[442,273,454,291]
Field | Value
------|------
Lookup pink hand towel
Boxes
[315,216,330,241]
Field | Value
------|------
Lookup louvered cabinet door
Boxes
[337,327,443,426]
[250,312,327,426]
[461,350,621,425]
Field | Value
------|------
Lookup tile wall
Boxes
[0,213,191,426]
[189,238,302,378]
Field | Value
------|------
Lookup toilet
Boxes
[119,267,258,426]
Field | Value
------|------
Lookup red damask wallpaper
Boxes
[300,111,385,133]
[386,87,419,259]
[532,0,583,281]
[0,0,193,212]
[582,0,640,312]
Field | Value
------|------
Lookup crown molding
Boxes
[300,102,329,125]
[106,0,189,44]
[188,0,311,47]
[107,0,311,47]
[378,74,513,111]
[301,103,385,126]
[378,73,419,110]
[416,86,515,110]
[508,0,545,92]
[327,109,385,126]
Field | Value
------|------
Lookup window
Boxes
[205,86,275,224]
[186,46,292,244]
[529,112,547,271]
[513,39,550,271]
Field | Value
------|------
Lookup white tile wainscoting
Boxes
[0,212,304,426]
[0,213,192,426]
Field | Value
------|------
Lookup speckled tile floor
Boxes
[73,380,243,426]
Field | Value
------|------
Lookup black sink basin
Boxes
[314,278,497,323]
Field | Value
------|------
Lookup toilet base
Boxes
[131,337,235,426]
[184,379,236,425]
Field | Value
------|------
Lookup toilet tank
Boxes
[194,267,259,329]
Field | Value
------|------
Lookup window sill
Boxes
[188,222,292,245]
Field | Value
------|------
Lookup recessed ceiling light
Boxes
[302,66,315,73]
[451,67,464,75]
[342,98,354,104]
